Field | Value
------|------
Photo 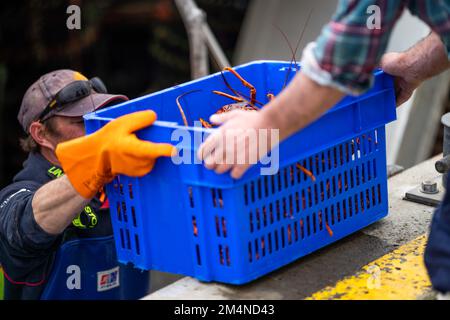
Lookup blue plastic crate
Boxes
[84,61,397,285]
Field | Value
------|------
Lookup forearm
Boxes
[261,72,344,141]
[32,175,90,235]
[404,32,450,82]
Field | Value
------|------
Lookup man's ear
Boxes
[29,121,57,151]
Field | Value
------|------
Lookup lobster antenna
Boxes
[275,8,313,88]
[208,46,263,106]
[176,90,202,126]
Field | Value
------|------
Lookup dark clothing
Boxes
[425,175,450,293]
[0,152,113,299]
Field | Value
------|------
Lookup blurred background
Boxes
[1,0,450,193]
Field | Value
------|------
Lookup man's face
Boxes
[46,115,85,146]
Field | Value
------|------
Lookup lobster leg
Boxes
[212,91,244,102]
[224,67,257,105]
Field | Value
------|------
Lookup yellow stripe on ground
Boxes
[306,235,432,300]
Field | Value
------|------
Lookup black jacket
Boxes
[0,152,112,299]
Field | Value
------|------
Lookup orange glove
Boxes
[56,110,175,199]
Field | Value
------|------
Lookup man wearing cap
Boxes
[0,70,174,299]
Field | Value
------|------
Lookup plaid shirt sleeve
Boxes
[301,0,450,95]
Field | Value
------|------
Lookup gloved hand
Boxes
[56,110,175,199]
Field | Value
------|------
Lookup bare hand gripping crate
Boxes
[84,61,397,284]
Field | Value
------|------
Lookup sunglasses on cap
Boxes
[38,77,107,122]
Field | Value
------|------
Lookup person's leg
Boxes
[424,176,450,295]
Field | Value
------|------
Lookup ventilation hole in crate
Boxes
[222,217,227,237]
[338,174,342,194]
[343,200,347,219]
[372,186,376,206]
[284,168,288,189]
[307,187,312,207]
[211,189,217,207]
[215,216,221,236]
[309,157,314,176]
[244,184,249,205]
[333,147,338,168]
[282,197,287,218]
[332,177,336,197]
[120,229,125,249]
[264,176,269,197]
[366,189,371,209]
[226,246,231,266]
[331,205,336,225]
[300,219,305,239]
[315,156,320,176]
[360,191,365,213]
[354,194,359,214]
[375,129,379,147]
[219,245,224,265]
[127,184,134,200]
[263,206,267,227]
[373,159,377,178]
[295,192,300,213]
[312,213,317,234]
[348,197,353,217]
[326,180,331,199]
[192,216,198,237]
[251,181,256,202]
[261,237,266,257]
[256,208,261,230]
[218,189,224,208]
[188,186,195,208]
[326,149,331,170]
[350,169,354,188]
[294,221,299,242]
[300,190,305,209]
[257,179,262,200]
[131,206,137,227]
[378,184,382,204]
[362,163,366,183]
[249,212,254,233]
[290,166,295,186]
[296,163,302,183]
[268,233,273,254]
[320,152,325,172]
[269,204,274,224]
[337,202,341,222]
[344,171,349,191]
[339,145,343,165]
[135,234,140,255]
[248,242,253,263]
[275,230,279,251]
[122,202,128,222]
[271,175,276,194]
[287,225,292,245]
[276,200,281,221]
[320,182,324,202]
[113,183,119,193]
[318,211,323,231]
[116,202,122,221]
[281,227,286,248]
[196,245,202,265]
[119,184,124,195]
[314,185,319,205]
[125,229,131,250]
[289,195,294,217]
[356,166,361,186]
[255,240,260,260]
[346,143,350,162]
[306,216,311,237]
[277,171,282,191]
